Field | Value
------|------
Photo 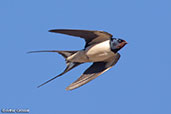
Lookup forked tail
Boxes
[28,50,82,88]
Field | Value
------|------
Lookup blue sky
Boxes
[0,0,170,114]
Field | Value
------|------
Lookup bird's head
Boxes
[110,38,128,53]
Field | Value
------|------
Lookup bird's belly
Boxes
[87,51,115,62]
[67,51,89,62]
[67,40,115,62]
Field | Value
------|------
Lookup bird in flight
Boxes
[28,29,127,90]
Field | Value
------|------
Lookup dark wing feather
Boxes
[49,29,113,48]
[66,53,120,90]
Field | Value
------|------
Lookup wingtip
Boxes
[65,87,72,91]
[48,29,53,32]
[65,85,75,91]
[27,51,41,54]
[49,29,58,33]
[27,51,36,54]
[65,83,81,91]
[65,88,70,91]
[27,50,59,54]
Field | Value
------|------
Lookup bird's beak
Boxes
[124,40,128,44]
[117,40,128,49]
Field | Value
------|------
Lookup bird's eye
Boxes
[118,39,122,43]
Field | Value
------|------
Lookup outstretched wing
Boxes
[66,53,120,90]
[49,29,113,48]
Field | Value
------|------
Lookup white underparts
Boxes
[67,40,116,62]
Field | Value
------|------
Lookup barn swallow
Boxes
[28,29,127,90]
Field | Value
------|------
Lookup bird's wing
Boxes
[49,29,113,48]
[66,53,120,90]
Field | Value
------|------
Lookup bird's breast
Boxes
[85,40,115,62]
